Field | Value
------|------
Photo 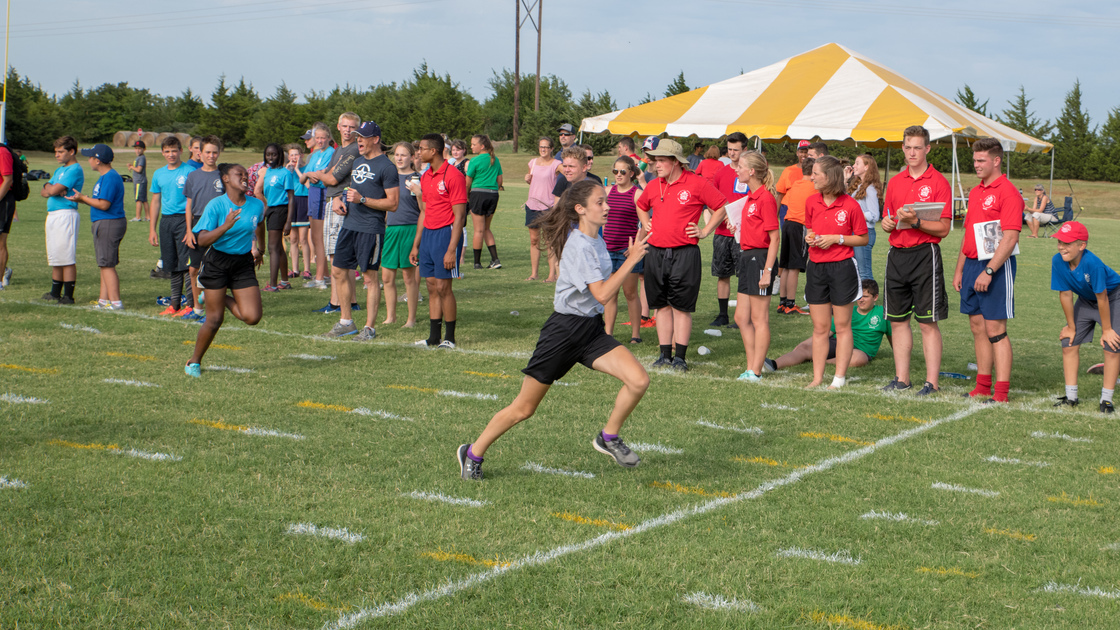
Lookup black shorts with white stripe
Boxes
[805,258,862,306]
[884,243,948,323]
[736,248,776,296]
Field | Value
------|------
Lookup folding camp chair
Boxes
[1041,196,1076,237]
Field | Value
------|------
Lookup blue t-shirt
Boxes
[185,159,203,170]
[261,167,296,207]
[89,170,126,222]
[150,163,195,216]
[305,147,335,189]
[47,163,84,212]
[1051,250,1120,303]
[193,195,266,255]
[291,166,308,197]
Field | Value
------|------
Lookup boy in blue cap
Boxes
[68,144,127,309]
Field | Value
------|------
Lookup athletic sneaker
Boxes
[726,322,739,330]
[2,267,12,287]
[324,321,359,338]
[1088,363,1105,375]
[180,310,205,321]
[981,397,1007,405]
[437,340,457,350]
[351,303,362,311]
[41,292,60,302]
[640,316,656,328]
[652,356,672,369]
[278,281,292,290]
[881,377,912,392]
[314,303,341,313]
[414,339,437,347]
[592,433,640,468]
[789,305,810,315]
[174,306,193,317]
[762,358,777,373]
[709,315,729,327]
[777,303,789,314]
[287,271,299,279]
[915,381,939,396]
[150,268,171,279]
[1102,401,1115,414]
[156,296,172,306]
[185,363,201,378]
[356,326,376,341]
[737,370,761,383]
[58,296,75,305]
[263,284,280,292]
[1053,395,1079,407]
[671,357,689,372]
[457,444,483,481]
[305,279,325,289]
[159,305,178,316]
[473,263,483,270]
[301,271,312,280]
[488,259,502,269]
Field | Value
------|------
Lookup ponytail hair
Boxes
[472,134,496,167]
[534,179,602,261]
[741,151,775,197]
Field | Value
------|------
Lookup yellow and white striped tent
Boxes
[580,43,1051,154]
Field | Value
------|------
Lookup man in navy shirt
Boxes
[1050,221,1120,413]
[68,144,127,309]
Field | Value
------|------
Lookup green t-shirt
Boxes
[465,153,503,190]
[832,304,889,358]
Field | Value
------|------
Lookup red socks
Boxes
[969,374,992,398]
[993,381,1010,403]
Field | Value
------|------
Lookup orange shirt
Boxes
[781,177,816,225]
[776,163,803,195]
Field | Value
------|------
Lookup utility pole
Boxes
[513,0,542,153]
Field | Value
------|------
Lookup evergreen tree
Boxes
[998,86,1051,138]
[665,72,690,98]
[173,88,206,128]
[1085,107,1120,182]
[200,76,259,147]
[571,89,617,156]
[245,83,303,149]
[1050,79,1096,180]
[3,68,63,150]
[954,85,988,117]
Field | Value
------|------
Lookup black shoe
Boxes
[457,444,483,481]
[709,315,729,327]
[150,268,171,279]
[473,263,483,270]
[671,357,689,372]
[762,358,777,373]
[488,259,502,269]
[1102,400,1115,414]
[592,433,640,468]
[652,356,672,368]
[726,322,739,330]
[881,377,912,392]
[981,397,1007,405]
[41,292,60,302]
[915,381,939,396]
[1053,396,1079,408]
[58,295,75,305]
[350,302,362,311]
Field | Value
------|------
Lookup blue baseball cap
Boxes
[81,144,114,163]
[642,136,660,152]
[355,121,382,138]
[299,129,313,140]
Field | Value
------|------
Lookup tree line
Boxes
[4,66,1115,182]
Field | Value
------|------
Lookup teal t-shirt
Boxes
[291,165,309,197]
[465,153,502,190]
[833,304,889,357]
[46,163,84,212]
[261,167,296,207]
[150,163,195,216]
[305,147,335,189]
[194,195,266,255]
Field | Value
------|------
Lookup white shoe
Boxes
[437,340,457,350]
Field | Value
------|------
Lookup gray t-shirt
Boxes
[324,142,360,199]
[133,154,147,185]
[343,154,398,235]
[389,172,422,226]
[184,168,225,217]
[554,229,612,317]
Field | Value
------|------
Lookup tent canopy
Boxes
[581,43,1051,154]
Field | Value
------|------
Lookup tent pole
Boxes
[885,148,890,180]
[1049,149,1055,198]
[950,135,958,233]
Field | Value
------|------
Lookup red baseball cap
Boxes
[1055,221,1089,243]
[797,140,810,149]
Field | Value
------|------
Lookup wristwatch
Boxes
[984,267,994,276]
[359,196,366,205]
[839,235,845,245]
[915,218,922,230]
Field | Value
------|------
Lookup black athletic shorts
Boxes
[805,258,862,306]
[644,244,702,312]
[711,233,738,278]
[737,248,776,296]
[198,246,258,291]
[292,196,309,224]
[469,190,499,216]
[884,243,948,323]
[159,214,191,274]
[188,215,203,268]
[265,205,287,231]
[522,312,622,384]
[333,228,383,273]
[0,196,12,234]
[779,220,807,271]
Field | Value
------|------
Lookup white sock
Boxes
[1103,388,1115,404]
[830,376,847,388]
[1066,385,1079,401]
[340,318,353,326]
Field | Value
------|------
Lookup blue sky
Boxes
[12,0,1117,132]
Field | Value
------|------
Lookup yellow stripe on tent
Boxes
[607,87,710,136]
[850,87,932,144]
[730,43,848,136]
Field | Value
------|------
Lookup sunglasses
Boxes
[559,132,574,136]
[611,169,630,175]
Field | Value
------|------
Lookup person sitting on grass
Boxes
[457,180,650,481]
[764,279,890,373]
[1049,221,1119,414]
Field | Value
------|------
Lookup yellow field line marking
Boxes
[386,384,440,394]
[984,527,1037,542]
[297,400,354,412]
[916,566,980,579]
[182,340,242,350]
[1,363,60,375]
[649,480,734,498]
[1047,492,1105,507]
[1096,466,1117,475]
[189,418,249,432]
[730,455,804,469]
[865,413,928,424]
[48,439,120,451]
[799,431,875,446]
[808,611,908,630]
[463,371,512,379]
[420,550,510,569]
[104,351,157,361]
[551,511,632,531]
[276,592,350,612]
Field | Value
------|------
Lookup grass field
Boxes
[3,151,1120,629]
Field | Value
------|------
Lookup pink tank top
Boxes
[526,158,561,211]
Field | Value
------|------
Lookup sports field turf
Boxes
[3,152,1120,628]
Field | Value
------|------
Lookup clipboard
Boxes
[895,202,945,230]
[972,219,1020,261]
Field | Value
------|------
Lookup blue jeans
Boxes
[853,224,875,282]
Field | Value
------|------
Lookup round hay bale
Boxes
[156,132,172,147]
[141,132,156,147]
[175,133,191,147]
[113,131,129,147]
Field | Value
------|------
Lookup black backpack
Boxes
[2,144,29,201]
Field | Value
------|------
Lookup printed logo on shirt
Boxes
[835,210,848,225]
[269,174,280,186]
[869,315,881,327]
[213,180,225,194]
[1085,273,1092,284]
[437,180,447,194]
[982,194,996,210]
[92,183,101,196]
[747,202,758,217]
[350,163,378,185]
[677,190,691,204]
[918,185,932,201]
[177,175,187,187]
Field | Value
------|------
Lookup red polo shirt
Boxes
[636,170,727,249]
[962,174,1024,259]
[804,192,867,263]
[420,160,468,230]
[712,164,749,238]
[738,187,780,251]
[883,164,951,248]
[775,163,802,195]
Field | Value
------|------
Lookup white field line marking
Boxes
[860,510,939,526]
[1032,430,1093,443]
[205,365,254,374]
[775,547,862,565]
[350,408,414,422]
[1,393,48,404]
[681,591,760,613]
[324,406,980,629]
[0,476,28,489]
[696,420,763,435]
[521,462,595,479]
[552,380,578,386]
[439,390,498,401]
[404,491,489,508]
[1037,581,1120,600]
[122,448,182,462]
[59,322,101,334]
[986,455,1050,468]
[289,354,337,361]
[628,442,683,455]
[287,523,364,545]
[760,403,801,411]
[103,378,160,388]
[240,427,304,440]
[932,482,999,498]
[1103,542,1120,551]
